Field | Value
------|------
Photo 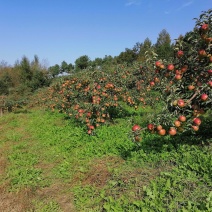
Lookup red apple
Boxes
[198,49,207,58]
[150,81,155,87]
[200,23,209,32]
[177,50,184,58]
[178,115,186,122]
[96,84,101,89]
[86,112,92,117]
[174,120,181,128]
[181,65,188,73]
[177,99,185,108]
[188,85,195,90]
[78,109,84,113]
[160,64,165,69]
[156,125,163,131]
[175,70,182,74]
[155,61,161,68]
[87,130,92,134]
[208,81,212,88]
[89,125,95,130]
[200,93,208,101]
[158,129,166,136]
[175,74,182,80]
[192,125,199,131]
[193,117,201,126]
[132,124,141,132]
[169,127,177,136]
[147,123,155,131]
[167,64,175,71]
[208,70,212,76]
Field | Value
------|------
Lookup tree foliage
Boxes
[116,48,137,64]
[154,29,174,60]
[75,55,91,71]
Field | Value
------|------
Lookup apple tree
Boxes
[139,9,212,137]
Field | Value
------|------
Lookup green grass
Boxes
[0,108,211,211]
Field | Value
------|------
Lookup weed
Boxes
[0,109,211,211]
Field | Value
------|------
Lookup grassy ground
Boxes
[0,108,211,211]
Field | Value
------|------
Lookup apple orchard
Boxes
[41,10,211,141]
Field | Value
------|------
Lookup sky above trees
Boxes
[0,0,211,67]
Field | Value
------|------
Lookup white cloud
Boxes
[183,1,193,7]
[125,0,141,6]
[177,1,193,11]
[164,10,171,14]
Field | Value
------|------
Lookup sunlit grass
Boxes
[0,109,211,211]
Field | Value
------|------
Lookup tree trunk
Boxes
[0,107,2,117]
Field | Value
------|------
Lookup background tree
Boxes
[60,61,69,73]
[48,64,60,78]
[20,56,33,84]
[67,63,74,73]
[75,55,90,71]
[0,60,9,69]
[30,70,50,91]
[154,29,174,60]
[91,57,103,69]
[0,72,13,94]
[31,55,40,69]
[136,38,153,62]
[102,55,116,67]
[116,48,137,64]
[0,80,8,95]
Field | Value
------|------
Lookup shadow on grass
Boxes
[120,115,212,160]
[13,109,31,114]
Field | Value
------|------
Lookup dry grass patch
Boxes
[35,182,76,212]
[80,156,125,188]
[0,184,34,212]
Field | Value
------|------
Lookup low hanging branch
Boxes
[186,86,206,105]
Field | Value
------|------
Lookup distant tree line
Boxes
[0,28,178,97]
[0,55,51,96]
[48,29,174,74]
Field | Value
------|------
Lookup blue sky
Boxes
[0,0,211,67]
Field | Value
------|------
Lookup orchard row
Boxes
[31,10,211,140]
